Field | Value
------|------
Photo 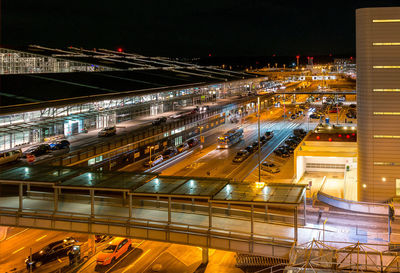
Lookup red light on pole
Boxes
[338,134,342,137]
[352,133,356,136]
[346,135,350,139]
[316,135,320,140]
[328,138,332,142]
[117,48,123,52]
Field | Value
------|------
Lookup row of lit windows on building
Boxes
[373,89,400,92]
[373,112,400,115]
[373,135,400,139]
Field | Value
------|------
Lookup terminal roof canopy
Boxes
[0,45,257,114]
[0,167,306,205]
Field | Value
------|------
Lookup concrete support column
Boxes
[303,192,307,225]
[90,189,95,217]
[191,198,195,212]
[123,191,126,206]
[227,203,231,216]
[27,183,31,192]
[168,197,171,224]
[250,204,254,237]
[265,205,269,222]
[88,234,96,255]
[208,201,212,229]
[129,194,132,219]
[54,187,58,212]
[157,195,160,208]
[18,183,23,211]
[294,207,298,245]
[202,247,209,264]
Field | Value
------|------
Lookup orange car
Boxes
[96,237,132,266]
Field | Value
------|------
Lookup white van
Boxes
[0,148,22,165]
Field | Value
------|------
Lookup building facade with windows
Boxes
[357,7,400,202]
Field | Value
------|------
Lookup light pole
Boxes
[198,126,204,149]
[257,96,261,182]
[148,146,154,162]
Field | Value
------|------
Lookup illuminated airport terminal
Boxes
[0,45,264,151]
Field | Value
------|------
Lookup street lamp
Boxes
[257,96,261,182]
[147,146,154,161]
[198,126,204,149]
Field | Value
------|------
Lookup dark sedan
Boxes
[49,140,70,150]
[26,237,77,270]
[23,144,50,157]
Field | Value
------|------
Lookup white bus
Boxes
[217,128,244,148]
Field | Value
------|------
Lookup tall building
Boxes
[357,7,400,202]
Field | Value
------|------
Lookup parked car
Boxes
[233,150,250,163]
[96,237,132,266]
[245,145,254,153]
[252,141,259,150]
[26,237,77,269]
[284,139,298,148]
[349,104,356,109]
[152,117,167,125]
[259,136,267,144]
[263,166,281,174]
[262,161,277,168]
[162,147,177,159]
[309,114,321,119]
[95,235,112,243]
[293,129,306,137]
[288,135,302,142]
[290,114,297,120]
[281,144,294,154]
[274,148,290,158]
[49,140,70,150]
[170,112,185,119]
[23,144,50,157]
[0,148,22,165]
[98,126,116,137]
[265,131,274,140]
[187,138,199,148]
[144,155,163,167]
[177,143,189,153]
[329,108,339,113]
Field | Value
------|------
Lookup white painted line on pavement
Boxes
[121,249,151,273]
[6,228,29,241]
[35,234,48,242]
[12,246,25,255]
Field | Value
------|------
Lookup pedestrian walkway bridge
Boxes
[0,166,308,258]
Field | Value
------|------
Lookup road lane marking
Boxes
[35,234,48,242]
[121,249,151,273]
[12,247,25,255]
[6,228,29,241]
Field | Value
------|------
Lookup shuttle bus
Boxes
[217,128,244,148]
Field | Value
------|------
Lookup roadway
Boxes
[0,227,88,273]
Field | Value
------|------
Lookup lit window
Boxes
[374,135,400,139]
[373,43,400,46]
[373,66,400,69]
[373,89,400,92]
[373,112,400,115]
[373,19,400,23]
[374,162,400,166]
[397,179,400,196]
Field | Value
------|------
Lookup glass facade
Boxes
[0,79,262,151]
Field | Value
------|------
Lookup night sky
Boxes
[1,1,399,57]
